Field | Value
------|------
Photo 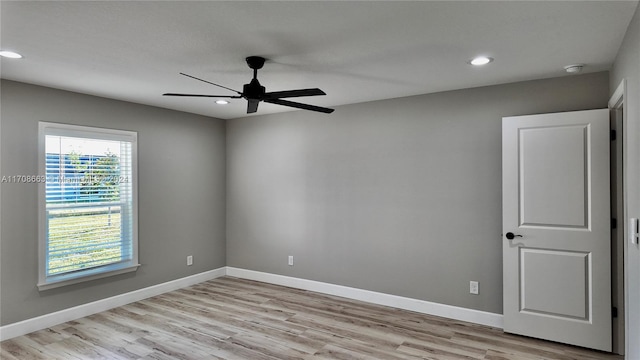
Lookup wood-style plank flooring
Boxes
[1,277,623,359]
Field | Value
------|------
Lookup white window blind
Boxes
[38,123,138,290]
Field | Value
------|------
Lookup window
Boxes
[38,122,138,290]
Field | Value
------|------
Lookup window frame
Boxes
[37,122,139,291]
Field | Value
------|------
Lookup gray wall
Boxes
[610,3,640,358]
[227,72,610,314]
[0,70,612,326]
[0,80,227,325]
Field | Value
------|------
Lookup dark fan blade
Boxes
[163,93,242,98]
[265,98,334,114]
[264,88,326,99]
[179,73,242,95]
[247,99,260,113]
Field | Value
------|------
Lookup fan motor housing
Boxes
[243,79,265,100]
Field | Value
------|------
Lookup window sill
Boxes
[37,263,140,291]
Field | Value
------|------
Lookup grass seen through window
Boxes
[47,206,122,275]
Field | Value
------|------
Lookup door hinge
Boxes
[611,129,617,141]
[612,218,617,229]
[613,306,618,318]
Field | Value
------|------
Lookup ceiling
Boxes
[1,1,637,120]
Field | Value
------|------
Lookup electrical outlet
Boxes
[470,281,479,295]
[288,255,294,266]
[187,255,193,266]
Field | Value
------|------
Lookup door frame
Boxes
[608,79,626,356]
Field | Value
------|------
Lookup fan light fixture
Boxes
[469,56,493,66]
[0,50,23,59]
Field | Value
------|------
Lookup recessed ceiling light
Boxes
[564,64,584,73]
[215,100,229,105]
[0,50,23,59]
[469,56,493,66]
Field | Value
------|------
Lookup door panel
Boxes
[520,248,589,320]
[503,109,611,352]
[519,125,588,228]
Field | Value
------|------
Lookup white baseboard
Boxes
[226,267,504,329]
[0,267,226,341]
[1,266,503,341]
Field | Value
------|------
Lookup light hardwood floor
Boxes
[1,276,623,360]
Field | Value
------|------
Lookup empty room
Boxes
[1,1,639,359]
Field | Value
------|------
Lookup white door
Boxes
[502,109,611,352]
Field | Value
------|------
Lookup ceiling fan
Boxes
[163,56,334,114]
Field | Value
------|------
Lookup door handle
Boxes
[505,232,523,240]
